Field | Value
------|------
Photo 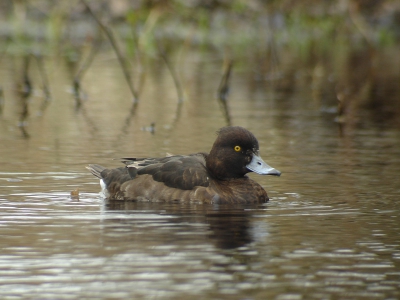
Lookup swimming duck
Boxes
[87,126,280,204]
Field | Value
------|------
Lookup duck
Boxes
[87,126,281,204]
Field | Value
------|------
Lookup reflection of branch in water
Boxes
[217,59,233,126]
[119,102,139,136]
[19,124,30,139]
[335,91,346,137]
[19,55,32,98]
[72,78,82,110]
[82,0,139,104]
[159,46,184,104]
[33,53,51,114]
[129,26,146,99]
[77,105,99,137]
[0,37,10,62]
[17,55,32,138]
[170,101,183,130]
[335,47,377,137]
[0,87,4,115]
[0,38,9,114]
[73,34,103,109]
[156,36,187,130]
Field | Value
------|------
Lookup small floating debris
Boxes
[141,122,155,134]
[70,188,80,200]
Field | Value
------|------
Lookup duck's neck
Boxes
[206,150,246,180]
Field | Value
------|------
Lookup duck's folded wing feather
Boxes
[125,153,209,190]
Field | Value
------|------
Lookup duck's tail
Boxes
[86,164,106,179]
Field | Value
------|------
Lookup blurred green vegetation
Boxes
[0,0,399,128]
[0,0,399,56]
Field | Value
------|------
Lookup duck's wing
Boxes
[121,153,210,190]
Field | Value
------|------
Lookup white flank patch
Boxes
[100,179,109,198]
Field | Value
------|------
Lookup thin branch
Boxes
[81,0,139,102]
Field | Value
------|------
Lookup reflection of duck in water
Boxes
[206,209,254,249]
[105,201,256,250]
[88,126,280,204]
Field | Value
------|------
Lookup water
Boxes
[0,49,399,299]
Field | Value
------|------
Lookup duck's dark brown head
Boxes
[206,126,281,180]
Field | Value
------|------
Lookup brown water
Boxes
[1,50,400,299]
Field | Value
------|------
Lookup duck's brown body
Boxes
[87,126,280,204]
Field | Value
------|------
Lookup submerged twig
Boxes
[82,0,139,102]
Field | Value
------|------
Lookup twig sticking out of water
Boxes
[82,0,139,103]
[217,59,233,126]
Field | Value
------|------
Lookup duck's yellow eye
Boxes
[234,146,241,152]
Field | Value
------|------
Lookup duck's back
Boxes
[87,153,269,204]
[88,153,211,201]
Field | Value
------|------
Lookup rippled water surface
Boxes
[1,51,400,299]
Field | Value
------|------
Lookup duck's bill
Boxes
[246,154,281,176]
